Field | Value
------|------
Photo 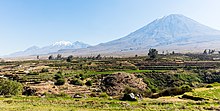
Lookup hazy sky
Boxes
[0,0,220,55]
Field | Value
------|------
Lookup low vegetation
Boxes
[1,53,220,110]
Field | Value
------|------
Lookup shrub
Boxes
[85,80,93,86]
[124,86,140,95]
[151,88,157,93]
[55,78,65,85]
[206,84,213,88]
[28,72,39,75]
[70,79,84,86]
[41,68,49,73]
[22,86,36,96]
[180,85,192,92]
[99,92,109,98]
[159,87,184,96]
[44,92,70,98]
[151,85,192,98]
[182,94,206,101]
[57,92,70,98]
[54,73,63,80]
[0,79,23,95]
[89,92,98,97]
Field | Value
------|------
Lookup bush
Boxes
[151,88,157,93]
[28,72,39,75]
[85,80,93,86]
[22,86,36,96]
[55,78,65,85]
[99,92,109,98]
[180,85,192,92]
[54,73,63,80]
[44,92,70,98]
[151,85,192,98]
[0,79,23,95]
[124,86,140,95]
[206,84,213,88]
[41,68,49,73]
[182,94,206,101]
[159,87,184,96]
[70,79,84,86]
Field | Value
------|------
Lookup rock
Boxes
[108,96,113,100]
[121,93,137,101]
[72,94,83,98]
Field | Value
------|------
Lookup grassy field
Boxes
[0,96,217,111]
[1,84,220,111]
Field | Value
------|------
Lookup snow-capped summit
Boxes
[8,41,91,57]
[140,14,220,37]
[52,41,73,46]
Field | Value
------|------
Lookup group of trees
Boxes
[48,54,62,60]
[47,49,170,60]
[203,49,218,55]
[148,48,158,59]
[48,54,103,62]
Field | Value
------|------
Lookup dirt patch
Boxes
[101,72,148,96]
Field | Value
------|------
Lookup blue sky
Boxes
[0,0,220,55]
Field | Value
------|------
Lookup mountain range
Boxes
[8,14,220,57]
[8,41,90,57]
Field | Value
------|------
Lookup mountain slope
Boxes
[8,41,90,57]
[61,14,220,56]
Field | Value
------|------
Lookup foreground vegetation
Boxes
[1,84,220,111]
[1,53,220,110]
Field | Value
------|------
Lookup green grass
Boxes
[0,95,219,111]
[189,84,220,100]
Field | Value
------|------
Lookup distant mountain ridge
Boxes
[8,41,90,57]
[58,14,220,56]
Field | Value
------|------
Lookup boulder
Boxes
[121,93,137,101]
[72,94,83,98]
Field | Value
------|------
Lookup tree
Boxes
[85,80,93,86]
[148,48,158,59]
[135,55,138,58]
[96,54,102,60]
[48,55,53,60]
[66,55,73,62]
[54,78,65,85]
[57,54,62,60]
[54,72,65,86]
[203,49,208,54]
[0,79,23,95]
[37,55,39,59]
